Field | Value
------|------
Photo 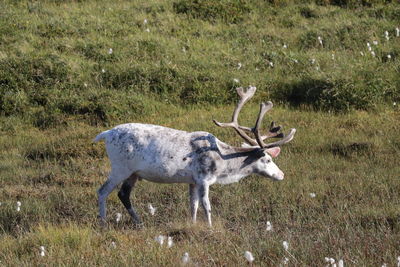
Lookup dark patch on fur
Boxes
[241,149,265,169]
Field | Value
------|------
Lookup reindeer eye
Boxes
[266,159,271,163]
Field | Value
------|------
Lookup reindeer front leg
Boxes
[198,182,212,227]
[189,184,200,223]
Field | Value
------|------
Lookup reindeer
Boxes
[94,86,296,227]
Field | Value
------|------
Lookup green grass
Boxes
[1,105,400,265]
[1,0,400,265]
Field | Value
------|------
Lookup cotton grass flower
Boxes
[244,251,254,263]
[396,27,400,37]
[371,51,376,57]
[145,28,150,33]
[318,36,323,46]
[182,252,190,264]
[108,48,113,54]
[373,40,378,45]
[384,31,389,41]
[283,44,287,49]
[331,53,335,60]
[269,62,274,68]
[167,236,173,248]
[110,241,116,249]
[233,78,239,83]
[282,241,289,251]
[237,63,242,70]
[309,193,316,198]
[39,246,45,257]
[116,213,122,223]
[143,19,148,25]
[155,235,165,245]
[325,257,337,266]
[387,54,391,60]
[282,257,289,265]
[310,58,316,64]
[266,221,273,231]
[148,203,156,215]
[16,201,21,212]
[101,68,106,73]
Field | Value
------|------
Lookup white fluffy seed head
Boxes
[110,241,116,249]
[233,78,239,83]
[283,241,289,251]
[39,246,45,257]
[309,193,316,198]
[167,236,173,248]
[17,201,21,207]
[266,221,273,231]
[116,213,122,223]
[244,251,254,263]
[283,257,289,265]
[338,259,344,267]
[108,48,113,54]
[318,36,323,45]
[148,203,156,215]
[155,235,165,245]
[182,252,190,264]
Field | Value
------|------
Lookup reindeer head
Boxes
[213,86,296,181]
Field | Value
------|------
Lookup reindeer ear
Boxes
[265,147,281,158]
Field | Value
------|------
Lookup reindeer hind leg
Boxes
[118,174,142,225]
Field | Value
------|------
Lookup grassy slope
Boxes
[1,0,400,266]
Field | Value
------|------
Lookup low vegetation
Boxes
[0,0,399,265]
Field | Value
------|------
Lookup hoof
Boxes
[98,217,107,228]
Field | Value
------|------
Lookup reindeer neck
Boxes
[214,143,261,185]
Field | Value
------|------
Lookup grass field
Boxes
[1,0,400,266]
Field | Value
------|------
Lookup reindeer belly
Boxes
[137,167,194,183]
[135,152,195,183]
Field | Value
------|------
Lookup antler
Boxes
[213,87,259,146]
[213,86,296,149]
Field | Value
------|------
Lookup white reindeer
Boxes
[94,86,296,227]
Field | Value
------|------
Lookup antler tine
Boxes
[263,128,297,148]
[253,102,273,147]
[231,86,256,124]
[213,86,258,146]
